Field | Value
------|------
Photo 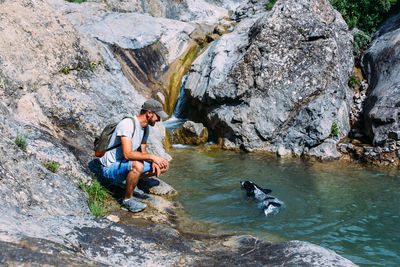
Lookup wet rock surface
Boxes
[185,0,354,160]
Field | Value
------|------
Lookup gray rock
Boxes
[363,146,374,153]
[138,177,177,195]
[51,0,230,24]
[170,120,209,145]
[182,120,207,137]
[232,0,270,21]
[308,139,342,161]
[338,143,348,153]
[389,131,400,140]
[221,235,357,267]
[185,0,353,159]
[360,12,400,145]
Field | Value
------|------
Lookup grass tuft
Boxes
[348,72,361,89]
[78,180,110,217]
[44,161,59,173]
[15,130,28,151]
[59,66,70,75]
[329,122,340,139]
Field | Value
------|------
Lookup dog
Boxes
[240,180,283,216]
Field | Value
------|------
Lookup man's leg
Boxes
[124,160,144,200]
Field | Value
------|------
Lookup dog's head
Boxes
[240,181,272,199]
[240,180,255,191]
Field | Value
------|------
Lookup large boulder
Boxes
[360,12,400,145]
[185,0,354,158]
[170,120,209,145]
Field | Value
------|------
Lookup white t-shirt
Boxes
[100,117,149,167]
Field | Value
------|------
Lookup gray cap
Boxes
[142,99,168,119]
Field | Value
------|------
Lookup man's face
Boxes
[147,111,160,126]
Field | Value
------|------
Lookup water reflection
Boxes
[163,147,400,267]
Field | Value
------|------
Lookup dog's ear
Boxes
[261,188,272,194]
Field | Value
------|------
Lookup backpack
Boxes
[94,116,145,157]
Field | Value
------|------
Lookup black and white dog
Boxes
[240,181,283,216]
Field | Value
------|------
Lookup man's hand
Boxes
[152,163,162,178]
[151,155,168,169]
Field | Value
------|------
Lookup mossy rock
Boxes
[170,121,208,145]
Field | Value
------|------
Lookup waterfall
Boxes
[173,74,189,118]
[163,75,189,132]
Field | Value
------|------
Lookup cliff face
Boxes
[0,0,365,265]
[185,0,354,159]
[361,12,400,146]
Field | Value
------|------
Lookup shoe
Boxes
[122,197,147,213]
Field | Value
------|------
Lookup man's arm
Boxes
[140,140,147,154]
[120,136,168,169]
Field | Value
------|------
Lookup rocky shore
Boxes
[1,0,399,265]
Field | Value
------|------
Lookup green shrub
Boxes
[78,180,110,217]
[348,72,361,88]
[330,0,398,34]
[329,122,340,139]
[44,161,59,173]
[15,130,28,151]
[353,29,371,56]
[266,0,277,11]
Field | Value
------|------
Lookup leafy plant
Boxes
[15,130,28,151]
[266,0,277,11]
[330,0,398,34]
[90,62,97,71]
[59,66,70,75]
[78,180,110,217]
[329,122,340,139]
[44,161,59,173]
[348,72,361,88]
[353,30,370,56]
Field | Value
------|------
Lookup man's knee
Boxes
[131,161,144,173]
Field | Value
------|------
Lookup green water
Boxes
[163,147,400,267]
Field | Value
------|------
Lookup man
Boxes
[100,99,169,212]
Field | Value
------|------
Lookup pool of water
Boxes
[162,147,400,267]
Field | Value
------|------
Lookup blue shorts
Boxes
[102,160,152,185]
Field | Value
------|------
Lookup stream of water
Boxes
[162,147,400,267]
